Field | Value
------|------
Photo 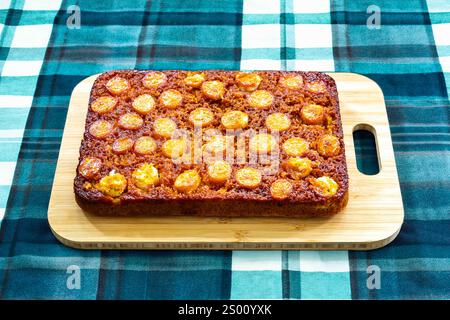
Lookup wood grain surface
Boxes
[48,72,404,250]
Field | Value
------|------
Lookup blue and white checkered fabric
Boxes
[0,0,449,299]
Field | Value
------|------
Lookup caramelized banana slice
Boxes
[282,137,309,157]
[201,80,225,100]
[162,139,186,159]
[280,75,303,90]
[159,89,183,109]
[270,179,293,200]
[89,120,113,139]
[307,81,327,93]
[265,113,291,131]
[184,72,205,88]
[235,72,262,92]
[174,170,201,193]
[118,113,144,130]
[112,137,134,154]
[301,104,324,125]
[134,136,157,155]
[132,163,159,190]
[96,172,127,197]
[249,133,277,155]
[106,76,129,95]
[207,160,232,184]
[78,157,102,179]
[285,157,313,179]
[311,176,338,197]
[221,110,249,129]
[203,135,227,155]
[142,71,167,89]
[132,94,156,115]
[153,118,177,139]
[236,167,262,189]
[91,96,117,114]
[189,108,214,127]
[248,90,273,109]
[317,134,341,157]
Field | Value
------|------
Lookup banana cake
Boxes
[74,70,349,216]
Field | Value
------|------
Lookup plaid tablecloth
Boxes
[0,0,449,300]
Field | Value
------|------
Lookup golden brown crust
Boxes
[74,70,349,217]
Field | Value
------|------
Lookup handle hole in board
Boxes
[352,125,380,175]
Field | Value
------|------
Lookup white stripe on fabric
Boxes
[292,0,330,13]
[0,162,16,185]
[431,23,450,46]
[240,59,282,70]
[232,251,282,271]
[439,56,450,72]
[294,59,335,71]
[1,60,43,76]
[427,0,450,13]
[299,251,350,272]
[11,24,53,48]
[292,2,334,71]
[241,24,281,49]
[243,0,280,14]
[0,129,25,137]
[0,95,33,108]
[0,0,11,10]
[23,0,62,11]
[294,24,333,48]
[429,18,450,96]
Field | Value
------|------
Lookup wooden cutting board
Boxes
[48,73,404,250]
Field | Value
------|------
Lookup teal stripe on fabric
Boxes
[444,73,450,96]
[284,251,301,299]
[290,47,335,59]
[281,0,295,70]
[332,25,437,46]
[0,108,29,129]
[300,272,351,299]
[231,271,282,299]
[241,48,334,61]
[53,26,241,48]
[9,0,26,10]
[39,60,245,75]
[0,77,39,96]
[429,12,450,23]
[334,62,443,73]
[2,11,58,25]
[296,251,351,299]
[333,0,430,12]
[0,139,22,161]
[0,48,48,60]
[244,13,331,25]
[243,14,279,25]
[0,185,10,207]
[241,48,281,60]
